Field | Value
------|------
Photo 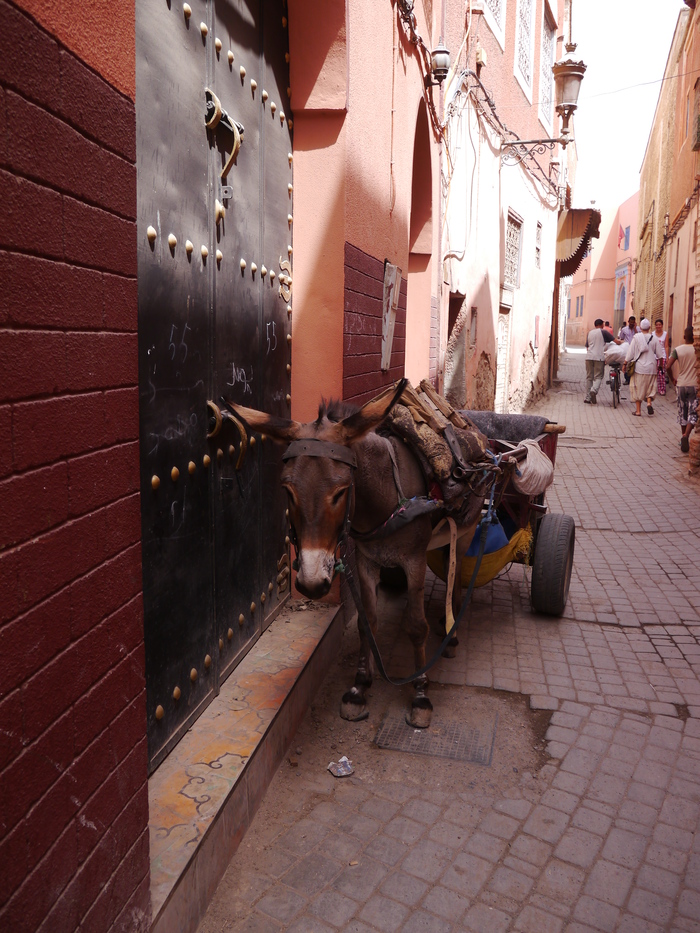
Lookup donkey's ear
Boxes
[336,378,407,445]
[221,397,301,443]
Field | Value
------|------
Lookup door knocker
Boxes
[205,88,244,181]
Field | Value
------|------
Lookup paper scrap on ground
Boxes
[327,756,354,777]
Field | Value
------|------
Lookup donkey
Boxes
[225,383,485,728]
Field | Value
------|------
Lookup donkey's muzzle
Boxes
[295,548,335,599]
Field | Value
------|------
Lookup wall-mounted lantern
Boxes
[425,38,450,87]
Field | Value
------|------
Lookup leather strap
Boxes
[283,437,357,468]
[444,517,458,634]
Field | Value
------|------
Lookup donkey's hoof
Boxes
[441,635,459,659]
[340,689,369,721]
[407,698,433,729]
[340,700,369,721]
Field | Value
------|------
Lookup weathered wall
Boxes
[442,0,566,413]
[0,3,149,931]
[637,9,688,325]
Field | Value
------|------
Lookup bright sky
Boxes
[572,0,686,210]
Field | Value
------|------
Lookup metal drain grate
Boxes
[374,714,497,765]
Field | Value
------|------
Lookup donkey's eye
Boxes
[332,487,348,506]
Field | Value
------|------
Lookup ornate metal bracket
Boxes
[501,137,569,166]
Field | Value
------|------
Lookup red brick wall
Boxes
[0,4,149,931]
[343,243,407,404]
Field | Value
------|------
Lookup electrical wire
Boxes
[395,0,446,144]
[580,67,700,102]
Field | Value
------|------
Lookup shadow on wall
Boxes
[508,342,551,412]
[443,273,497,410]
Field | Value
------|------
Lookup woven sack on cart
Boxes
[511,439,554,497]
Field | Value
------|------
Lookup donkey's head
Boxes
[224,382,405,599]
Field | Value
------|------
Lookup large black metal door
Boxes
[136,0,292,771]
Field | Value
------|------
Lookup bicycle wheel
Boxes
[612,374,619,408]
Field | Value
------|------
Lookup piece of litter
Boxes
[288,757,298,768]
[327,755,354,778]
[349,860,358,866]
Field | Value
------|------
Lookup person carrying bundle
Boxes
[584,319,622,404]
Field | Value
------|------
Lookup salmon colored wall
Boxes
[345,2,441,387]
[288,112,347,422]
[405,253,433,382]
[288,0,441,416]
[288,0,347,110]
[288,0,348,421]
[13,0,135,99]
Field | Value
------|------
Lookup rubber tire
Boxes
[612,375,618,408]
[531,513,575,617]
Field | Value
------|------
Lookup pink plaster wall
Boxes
[287,112,347,421]
[288,0,441,417]
[405,254,433,383]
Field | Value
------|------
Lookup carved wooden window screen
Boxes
[539,13,555,124]
[517,0,533,85]
[486,0,503,28]
[505,213,523,288]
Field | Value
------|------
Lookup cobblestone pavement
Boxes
[198,352,700,933]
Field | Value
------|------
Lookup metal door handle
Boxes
[204,88,244,180]
[206,399,249,470]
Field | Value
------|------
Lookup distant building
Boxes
[567,192,638,345]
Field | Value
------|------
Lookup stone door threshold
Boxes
[148,601,344,933]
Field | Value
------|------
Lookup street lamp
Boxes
[501,42,586,162]
[425,38,450,87]
[553,43,587,145]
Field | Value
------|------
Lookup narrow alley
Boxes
[198,351,700,933]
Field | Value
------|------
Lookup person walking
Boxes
[624,318,663,416]
[603,321,614,336]
[620,316,639,343]
[619,316,639,383]
[667,326,698,452]
[654,318,669,396]
[584,319,621,404]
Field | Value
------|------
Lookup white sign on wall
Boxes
[381,262,402,371]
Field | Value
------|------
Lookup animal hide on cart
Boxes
[375,379,493,518]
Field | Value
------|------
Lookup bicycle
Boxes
[608,363,622,408]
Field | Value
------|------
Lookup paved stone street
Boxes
[198,351,700,933]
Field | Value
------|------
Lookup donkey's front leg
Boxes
[404,558,433,729]
[339,551,380,722]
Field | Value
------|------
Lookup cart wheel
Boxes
[531,513,575,616]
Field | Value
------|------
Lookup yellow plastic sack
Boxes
[427,527,532,589]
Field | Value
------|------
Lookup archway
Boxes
[405,100,433,384]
